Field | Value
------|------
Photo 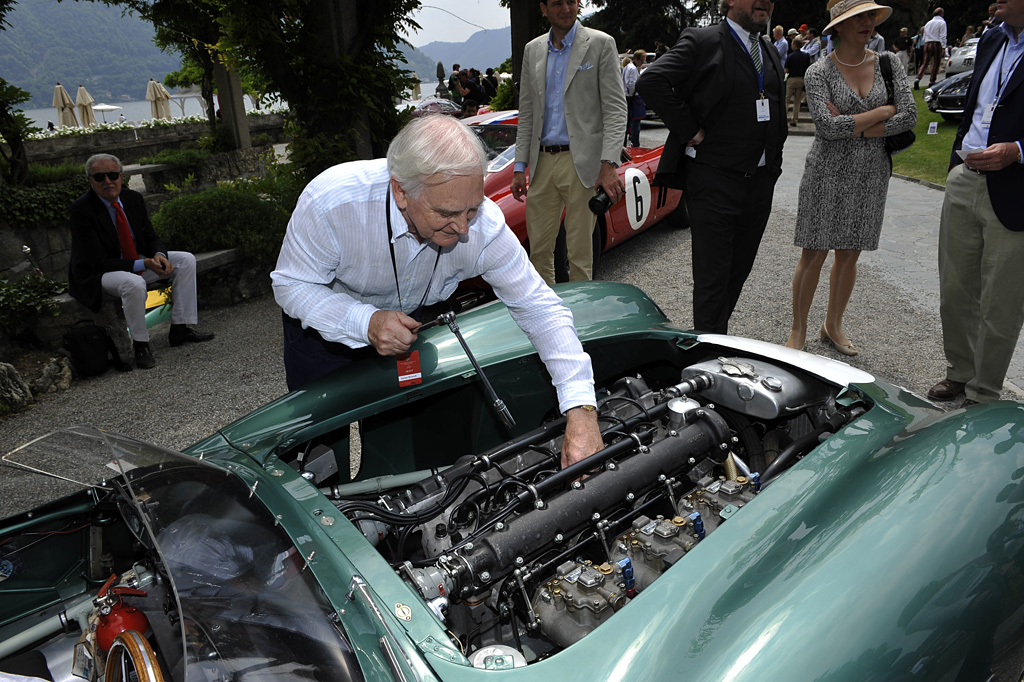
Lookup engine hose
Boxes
[762,406,865,483]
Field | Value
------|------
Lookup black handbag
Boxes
[879,56,916,155]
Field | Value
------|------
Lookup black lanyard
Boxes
[385,185,441,321]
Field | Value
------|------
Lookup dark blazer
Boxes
[68,187,166,312]
[950,26,1024,231]
[636,21,788,188]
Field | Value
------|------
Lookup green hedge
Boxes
[151,185,291,269]
[0,174,89,225]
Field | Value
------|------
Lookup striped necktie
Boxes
[749,33,763,74]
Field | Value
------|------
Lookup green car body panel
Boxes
[179,282,1024,681]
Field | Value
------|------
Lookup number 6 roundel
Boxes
[624,168,651,231]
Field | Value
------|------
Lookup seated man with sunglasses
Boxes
[69,153,214,369]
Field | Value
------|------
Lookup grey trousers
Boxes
[100,251,199,343]
[938,165,1024,402]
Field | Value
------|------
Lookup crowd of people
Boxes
[67,0,1023,462]
[442,64,500,117]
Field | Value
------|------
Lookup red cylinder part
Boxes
[96,600,150,652]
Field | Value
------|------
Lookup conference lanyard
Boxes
[728,24,766,96]
[995,40,1024,103]
[385,185,441,321]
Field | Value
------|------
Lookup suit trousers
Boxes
[100,251,198,342]
[684,164,775,334]
[917,41,943,83]
[786,77,805,126]
[938,165,1024,402]
[526,149,597,285]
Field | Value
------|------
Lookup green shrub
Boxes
[0,270,67,332]
[152,185,290,269]
[24,162,82,187]
[489,78,515,112]
[0,175,89,225]
[138,148,211,174]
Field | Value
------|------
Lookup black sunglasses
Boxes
[90,171,122,182]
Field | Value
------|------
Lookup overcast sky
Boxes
[406,0,511,47]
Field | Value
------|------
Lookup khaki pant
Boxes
[786,76,805,126]
[896,50,910,75]
[938,165,1024,402]
[100,251,199,342]
[525,149,597,285]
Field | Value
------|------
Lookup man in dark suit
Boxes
[69,153,213,369]
[636,0,787,334]
[927,0,1024,406]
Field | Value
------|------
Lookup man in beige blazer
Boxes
[511,0,627,285]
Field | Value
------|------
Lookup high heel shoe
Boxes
[820,323,858,356]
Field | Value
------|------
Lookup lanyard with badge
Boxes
[729,24,771,122]
[385,185,441,386]
[982,40,1024,126]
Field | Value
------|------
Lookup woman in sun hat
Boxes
[784,0,917,355]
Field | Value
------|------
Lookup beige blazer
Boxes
[515,24,627,188]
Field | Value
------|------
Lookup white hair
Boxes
[85,153,123,176]
[387,115,488,197]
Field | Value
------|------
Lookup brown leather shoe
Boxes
[927,379,965,401]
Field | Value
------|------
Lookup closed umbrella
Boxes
[75,85,97,127]
[92,103,122,123]
[145,78,161,119]
[156,82,173,120]
[52,82,79,128]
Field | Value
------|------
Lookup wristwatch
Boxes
[569,404,597,414]
[601,159,619,168]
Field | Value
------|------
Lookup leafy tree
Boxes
[0,0,34,186]
[583,0,690,47]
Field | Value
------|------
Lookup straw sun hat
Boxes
[823,0,892,35]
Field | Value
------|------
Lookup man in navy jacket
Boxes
[928,0,1024,405]
[69,154,214,369]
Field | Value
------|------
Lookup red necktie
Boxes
[113,201,138,260]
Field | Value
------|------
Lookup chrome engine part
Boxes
[335,358,857,664]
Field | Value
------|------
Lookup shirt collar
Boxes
[727,17,757,44]
[548,20,579,51]
[999,21,1023,44]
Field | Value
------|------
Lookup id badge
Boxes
[755,98,770,122]
[981,102,996,126]
[397,351,422,387]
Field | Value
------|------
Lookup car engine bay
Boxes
[328,356,867,668]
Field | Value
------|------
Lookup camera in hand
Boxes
[589,188,613,215]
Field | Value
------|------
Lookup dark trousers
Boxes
[282,312,371,391]
[626,97,642,147]
[684,164,776,334]
[917,41,942,82]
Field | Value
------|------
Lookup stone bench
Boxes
[33,248,239,360]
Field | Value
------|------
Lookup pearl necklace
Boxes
[833,50,870,67]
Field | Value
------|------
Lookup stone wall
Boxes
[17,113,285,168]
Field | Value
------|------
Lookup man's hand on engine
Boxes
[562,406,603,469]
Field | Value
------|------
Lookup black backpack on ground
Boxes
[63,320,132,376]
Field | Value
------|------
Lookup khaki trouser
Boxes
[786,76,805,126]
[525,149,597,285]
[938,165,1024,402]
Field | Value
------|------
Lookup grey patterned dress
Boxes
[794,51,917,251]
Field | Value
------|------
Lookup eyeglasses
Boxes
[90,171,122,182]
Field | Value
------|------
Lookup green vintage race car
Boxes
[3,282,1024,682]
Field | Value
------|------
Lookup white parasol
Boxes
[52,82,79,128]
[146,78,172,120]
[92,103,122,123]
[75,85,97,127]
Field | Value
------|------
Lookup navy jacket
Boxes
[68,187,166,312]
[950,26,1024,231]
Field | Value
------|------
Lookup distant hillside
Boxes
[398,43,442,83]
[418,27,512,74]
[1,0,183,108]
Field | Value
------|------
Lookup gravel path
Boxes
[5,123,1017,455]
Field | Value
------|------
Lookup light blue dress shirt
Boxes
[962,23,1024,162]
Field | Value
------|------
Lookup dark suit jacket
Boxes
[950,25,1024,231]
[68,187,166,312]
[636,21,787,188]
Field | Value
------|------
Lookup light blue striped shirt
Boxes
[271,158,596,413]
[962,23,1024,161]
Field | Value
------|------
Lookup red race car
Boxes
[463,110,686,281]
